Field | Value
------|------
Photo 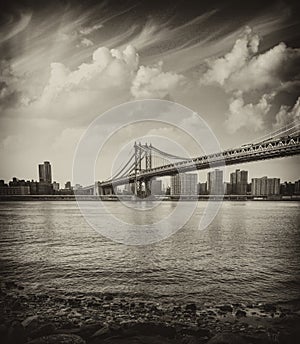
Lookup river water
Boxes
[0,201,299,307]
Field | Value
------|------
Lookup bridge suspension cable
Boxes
[253,120,300,144]
[103,150,135,182]
[150,145,191,161]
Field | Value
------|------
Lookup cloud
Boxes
[0,12,32,44]
[200,27,259,87]
[40,45,139,105]
[79,23,103,35]
[225,92,274,133]
[1,43,184,126]
[274,97,300,128]
[200,26,300,93]
[200,26,300,132]
[131,61,185,99]
[228,43,300,92]
[77,38,94,48]
[0,60,21,110]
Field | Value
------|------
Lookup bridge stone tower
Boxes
[134,142,142,196]
[134,142,152,197]
[144,143,152,197]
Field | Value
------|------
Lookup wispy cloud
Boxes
[0,11,32,44]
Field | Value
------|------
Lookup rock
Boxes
[219,305,233,313]
[179,326,210,338]
[207,333,247,344]
[91,325,110,338]
[103,295,113,301]
[22,315,39,331]
[262,303,276,313]
[235,310,246,318]
[6,321,26,344]
[29,323,56,339]
[5,281,18,289]
[63,324,103,340]
[12,300,23,311]
[27,334,86,344]
[122,322,176,338]
[185,303,197,313]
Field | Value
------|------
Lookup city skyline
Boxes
[1,160,299,193]
[1,0,300,184]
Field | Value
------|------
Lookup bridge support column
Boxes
[95,182,103,196]
[144,144,152,197]
[134,142,143,197]
[102,186,114,195]
[145,178,152,197]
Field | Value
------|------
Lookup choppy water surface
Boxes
[0,201,299,306]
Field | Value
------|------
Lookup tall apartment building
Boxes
[39,161,52,184]
[171,173,197,195]
[151,179,162,195]
[207,169,223,195]
[230,169,248,194]
[251,177,280,196]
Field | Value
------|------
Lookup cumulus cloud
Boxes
[228,43,300,92]
[201,27,259,87]
[200,26,300,132]
[131,61,185,99]
[40,45,139,105]
[201,26,300,93]
[274,97,300,128]
[1,44,184,126]
[225,92,274,133]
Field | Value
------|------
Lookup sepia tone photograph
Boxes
[0,0,300,343]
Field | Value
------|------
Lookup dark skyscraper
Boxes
[207,169,223,195]
[230,169,248,195]
[38,161,52,184]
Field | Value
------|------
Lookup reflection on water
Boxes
[0,201,299,305]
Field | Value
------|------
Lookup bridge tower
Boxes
[144,143,152,197]
[134,142,142,196]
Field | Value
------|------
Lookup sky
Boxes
[0,0,300,185]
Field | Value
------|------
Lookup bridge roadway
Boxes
[97,134,300,189]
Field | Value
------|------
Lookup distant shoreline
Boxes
[0,195,299,202]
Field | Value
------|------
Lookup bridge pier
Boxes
[145,178,152,197]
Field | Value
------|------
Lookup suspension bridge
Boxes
[79,121,300,197]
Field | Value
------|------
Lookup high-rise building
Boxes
[39,161,52,184]
[52,181,60,191]
[251,177,280,196]
[171,173,197,195]
[295,180,300,195]
[207,169,223,195]
[65,181,72,190]
[230,169,248,194]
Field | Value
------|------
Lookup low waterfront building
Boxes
[251,177,280,196]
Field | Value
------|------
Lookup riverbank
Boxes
[1,281,299,344]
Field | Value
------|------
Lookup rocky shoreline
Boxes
[1,281,300,344]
